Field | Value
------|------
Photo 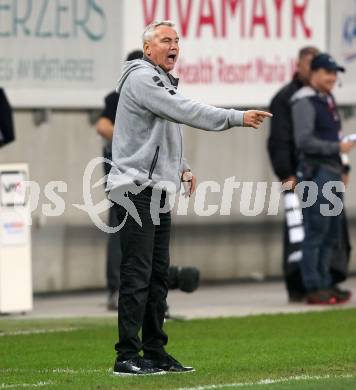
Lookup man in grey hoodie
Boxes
[109,20,272,376]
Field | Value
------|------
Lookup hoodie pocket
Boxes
[148,146,160,179]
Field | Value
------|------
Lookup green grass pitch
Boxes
[1,308,356,389]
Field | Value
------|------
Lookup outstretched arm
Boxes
[130,70,271,131]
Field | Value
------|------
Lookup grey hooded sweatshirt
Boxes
[106,59,245,193]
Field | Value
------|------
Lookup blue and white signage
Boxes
[330,0,356,104]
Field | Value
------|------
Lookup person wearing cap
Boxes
[267,46,319,303]
[291,53,354,305]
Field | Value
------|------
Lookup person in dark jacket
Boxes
[267,47,319,302]
[268,47,319,186]
[96,50,143,310]
[0,88,15,147]
[292,53,354,305]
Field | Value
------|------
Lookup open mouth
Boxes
[167,54,176,64]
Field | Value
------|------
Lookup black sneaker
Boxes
[113,357,165,376]
[145,354,195,373]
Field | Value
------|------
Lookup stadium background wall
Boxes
[0,110,356,292]
[1,0,356,292]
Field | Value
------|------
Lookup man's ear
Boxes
[144,42,151,56]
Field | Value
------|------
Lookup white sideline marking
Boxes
[48,368,107,374]
[0,328,80,337]
[0,381,53,389]
[0,368,109,375]
[175,374,355,390]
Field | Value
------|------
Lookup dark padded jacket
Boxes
[0,88,15,147]
[267,76,303,181]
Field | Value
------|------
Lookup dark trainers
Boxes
[306,290,337,305]
[145,354,195,373]
[330,286,352,303]
[113,357,165,376]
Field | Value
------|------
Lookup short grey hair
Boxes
[142,20,176,45]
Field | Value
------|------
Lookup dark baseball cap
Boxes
[311,53,345,72]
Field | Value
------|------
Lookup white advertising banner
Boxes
[1,0,327,108]
[122,0,327,107]
[330,0,356,105]
[0,0,123,108]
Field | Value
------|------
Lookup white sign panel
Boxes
[0,171,27,206]
[123,0,327,107]
[0,211,27,246]
[0,0,123,108]
[330,0,356,105]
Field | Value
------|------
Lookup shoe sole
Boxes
[113,370,166,376]
[165,368,196,374]
[334,297,351,304]
[307,298,338,305]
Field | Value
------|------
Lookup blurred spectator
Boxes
[0,88,15,147]
[291,53,354,304]
[267,46,319,302]
[96,50,143,310]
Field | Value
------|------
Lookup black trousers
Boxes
[106,207,122,293]
[114,187,170,361]
[103,149,121,293]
